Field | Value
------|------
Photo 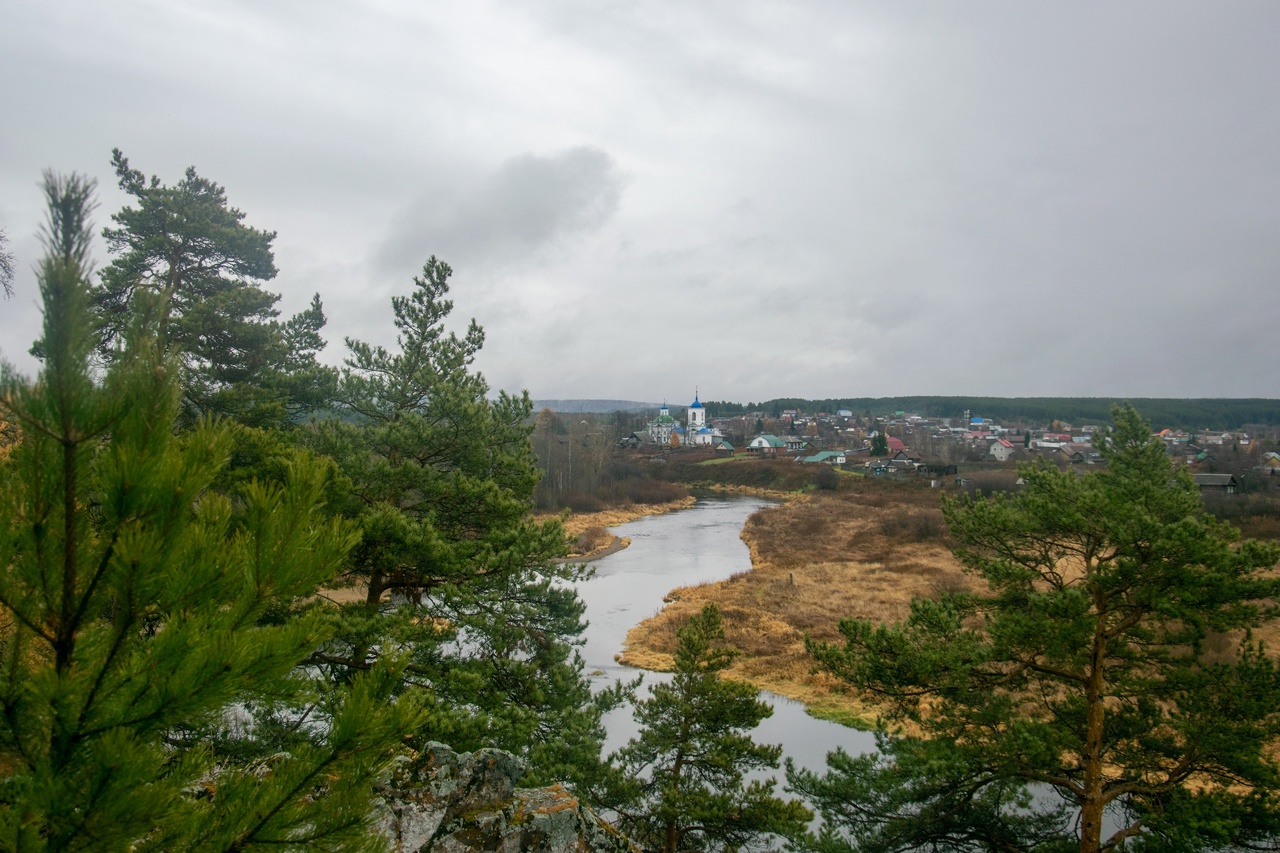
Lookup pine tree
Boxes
[89,150,336,428]
[0,228,14,298]
[794,404,1280,853]
[870,431,888,457]
[0,172,419,851]
[304,256,618,790]
[608,604,811,853]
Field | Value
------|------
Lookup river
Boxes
[575,493,876,773]
[575,494,1126,844]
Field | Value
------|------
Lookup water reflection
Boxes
[575,494,876,772]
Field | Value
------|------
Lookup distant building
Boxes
[801,450,847,464]
[683,393,722,447]
[646,392,723,447]
[1193,473,1238,494]
[646,402,679,444]
[748,434,785,455]
[990,438,1017,462]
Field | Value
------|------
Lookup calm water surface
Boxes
[575,496,1117,842]
[575,494,876,771]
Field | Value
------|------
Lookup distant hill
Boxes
[532,399,657,414]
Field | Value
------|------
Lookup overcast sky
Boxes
[3,2,1278,403]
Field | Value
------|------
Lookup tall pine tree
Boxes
[304,256,619,790]
[0,171,419,852]
[89,150,336,428]
[607,604,811,853]
[795,404,1280,853]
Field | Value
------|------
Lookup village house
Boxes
[783,435,808,452]
[1061,442,1102,465]
[889,449,922,471]
[748,434,785,456]
[800,450,847,465]
[1193,473,1238,494]
[990,438,1017,462]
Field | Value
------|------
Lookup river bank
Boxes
[573,494,878,767]
[615,481,974,727]
[553,496,697,560]
[613,478,1280,726]
[556,487,791,561]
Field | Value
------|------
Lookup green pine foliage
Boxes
[0,173,420,852]
[303,256,621,790]
[795,404,1280,853]
[607,604,811,853]
[0,228,15,299]
[89,150,337,428]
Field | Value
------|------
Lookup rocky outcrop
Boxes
[376,742,638,853]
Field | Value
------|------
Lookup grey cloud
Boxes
[6,2,1280,401]
[376,147,625,276]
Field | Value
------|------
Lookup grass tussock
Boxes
[573,526,612,555]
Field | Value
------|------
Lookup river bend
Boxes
[575,494,876,772]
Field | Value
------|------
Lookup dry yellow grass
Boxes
[546,497,698,560]
[619,482,975,726]
[619,479,1280,727]
[552,496,698,538]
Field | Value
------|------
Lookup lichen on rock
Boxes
[376,742,638,853]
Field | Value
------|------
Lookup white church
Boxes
[646,392,723,447]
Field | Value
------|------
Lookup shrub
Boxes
[878,509,946,543]
[607,477,689,505]
[813,465,840,491]
[960,470,1020,498]
[908,510,946,542]
[575,526,611,553]
[566,491,604,512]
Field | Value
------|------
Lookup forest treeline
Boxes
[4,156,1280,853]
[704,396,1280,430]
